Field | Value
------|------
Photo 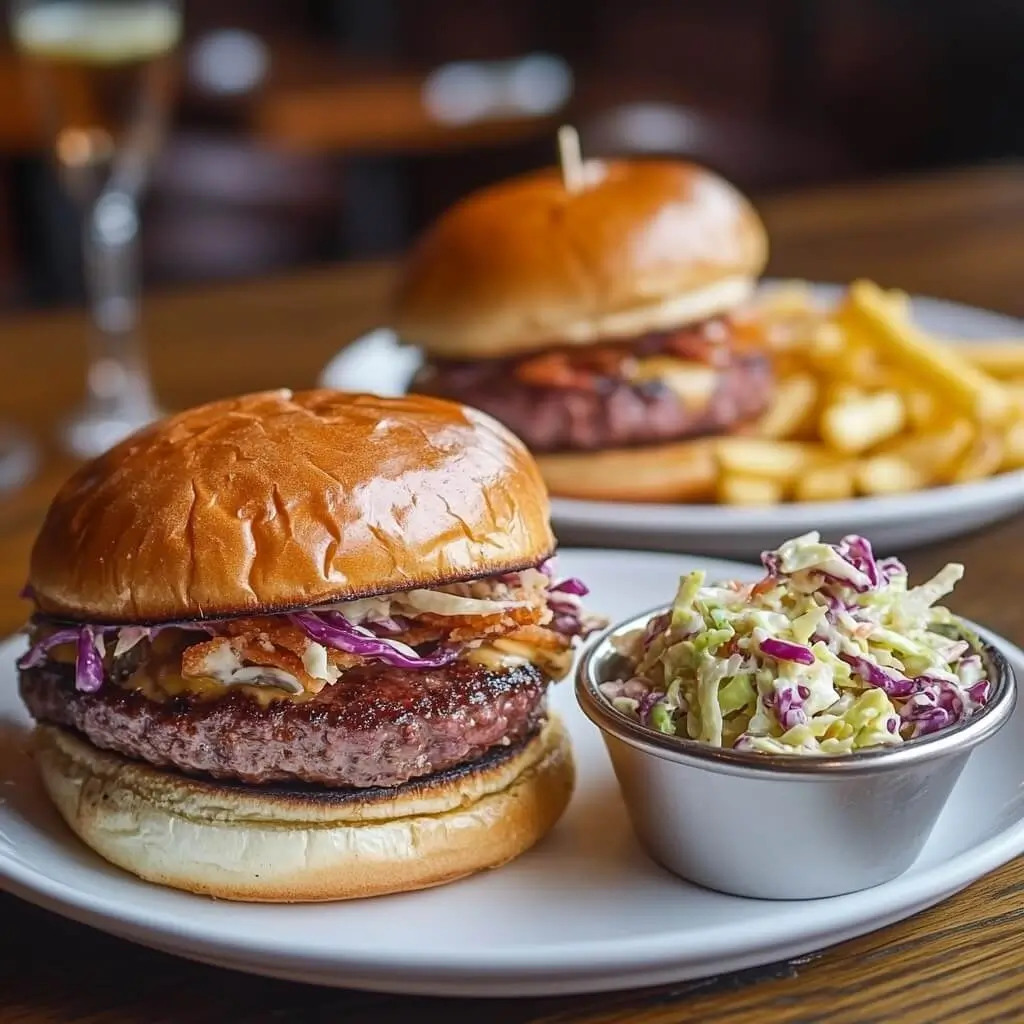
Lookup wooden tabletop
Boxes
[2,163,1024,1023]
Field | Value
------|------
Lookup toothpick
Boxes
[557,124,585,193]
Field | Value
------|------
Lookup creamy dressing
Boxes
[112,639,559,704]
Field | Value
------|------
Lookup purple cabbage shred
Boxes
[760,637,815,666]
[290,611,458,670]
[837,534,880,589]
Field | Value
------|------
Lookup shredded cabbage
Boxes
[602,531,989,755]
[112,626,152,658]
[18,625,107,691]
[18,628,81,670]
[290,611,459,670]
[17,557,597,691]
[320,589,528,623]
[18,620,214,692]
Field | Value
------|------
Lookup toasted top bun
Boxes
[393,158,768,359]
[29,389,554,624]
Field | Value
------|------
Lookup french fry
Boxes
[946,430,1005,484]
[807,327,888,386]
[880,419,974,482]
[842,280,1012,424]
[856,455,928,496]
[717,474,784,506]
[954,342,1024,379]
[904,388,942,431]
[820,390,906,454]
[1004,381,1024,414]
[834,345,881,383]
[742,278,1021,504]
[820,381,865,407]
[884,288,911,319]
[752,375,819,439]
[1002,419,1024,471]
[807,322,848,369]
[716,438,821,482]
[792,460,856,503]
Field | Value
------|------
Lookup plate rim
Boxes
[3,547,1024,987]
[550,468,1024,528]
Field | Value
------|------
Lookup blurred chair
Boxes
[577,100,856,193]
[244,50,573,258]
[143,132,340,284]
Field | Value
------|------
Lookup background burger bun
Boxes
[536,438,720,503]
[29,389,555,624]
[393,158,769,360]
[33,715,575,902]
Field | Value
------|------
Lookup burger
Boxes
[394,158,771,502]
[17,389,597,901]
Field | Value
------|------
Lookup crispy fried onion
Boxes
[178,574,571,694]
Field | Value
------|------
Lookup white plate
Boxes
[318,287,1024,558]
[3,549,1024,997]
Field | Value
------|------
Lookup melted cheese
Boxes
[467,639,574,680]
[49,643,77,665]
[464,645,531,670]
[632,356,719,406]
[122,668,313,707]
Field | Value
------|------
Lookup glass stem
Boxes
[82,188,157,417]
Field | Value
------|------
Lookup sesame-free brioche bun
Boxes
[393,159,768,359]
[29,389,555,624]
[536,439,720,504]
[33,715,574,901]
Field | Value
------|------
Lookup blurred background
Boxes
[0,0,1021,312]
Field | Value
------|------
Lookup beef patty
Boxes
[19,658,547,789]
[411,324,773,453]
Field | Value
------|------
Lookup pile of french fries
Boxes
[716,279,1024,505]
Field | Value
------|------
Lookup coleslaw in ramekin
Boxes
[601,532,990,755]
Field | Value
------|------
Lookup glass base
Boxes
[0,426,39,494]
[59,398,162,460]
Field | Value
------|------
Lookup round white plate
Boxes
[3,549,1024,997]
[319,287,1024,558]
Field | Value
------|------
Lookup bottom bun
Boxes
[33,715,575,902]
[537,439,718,503]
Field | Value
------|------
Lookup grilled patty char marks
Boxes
[20,658,547,788]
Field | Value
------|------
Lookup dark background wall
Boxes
[2,0,1021,310]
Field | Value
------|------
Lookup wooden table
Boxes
[2,163,1024,1023]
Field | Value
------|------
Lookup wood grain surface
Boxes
[1,164,1023,1023]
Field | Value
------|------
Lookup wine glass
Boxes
[10,0,182,458]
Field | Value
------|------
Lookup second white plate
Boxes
[319,288,1024,558]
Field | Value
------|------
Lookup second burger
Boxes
[395,157,771,503]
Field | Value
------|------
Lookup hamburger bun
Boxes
[536,438,719,503]
[33,714,575,901]
[393,158,768,360]
[28,389,555,624]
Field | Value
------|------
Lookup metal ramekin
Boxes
[576,607,1017,900]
